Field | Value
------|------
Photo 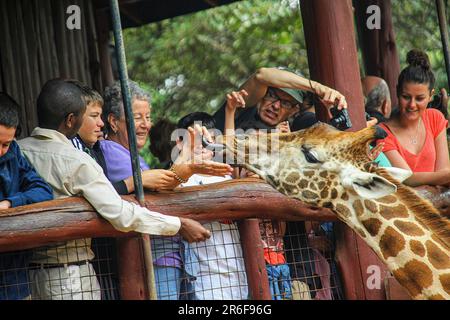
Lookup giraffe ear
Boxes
[342,171,397,199]
[381,167,413,183]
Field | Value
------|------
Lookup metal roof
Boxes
[95,0,240,29]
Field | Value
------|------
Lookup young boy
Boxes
[68,81,129,195]
[0,93,53,300]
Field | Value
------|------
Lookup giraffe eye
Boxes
[302,147,320,164]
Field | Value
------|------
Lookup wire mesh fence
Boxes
[284,221,344,300]
[152,221,249,300]
[0,238,119,300]
[0,220,343,300]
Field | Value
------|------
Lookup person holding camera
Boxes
[376,49,450,187]
[213,67,347,132]
[428,87,449,120]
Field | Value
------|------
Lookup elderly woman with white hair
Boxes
[100,80,232,192]
[100,80,233,300]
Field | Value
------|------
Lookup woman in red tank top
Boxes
[377,49,450,186]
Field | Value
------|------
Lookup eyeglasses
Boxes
[133,113,151,126]
[263,88,300,109]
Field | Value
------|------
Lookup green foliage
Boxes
[124,0,306,122]
[392,0,448,90]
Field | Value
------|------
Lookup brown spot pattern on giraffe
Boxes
[425,240,450,270]
[335,203,351,218]
[309,182,318,191]
[282,182,298,194]
[352,200,364,217]
[299,179,309,189]
[392,260,434,297]
[320,189,329,199]
[303,170,315,177]
[394,221,425,237]
[409,240,426,257]
[364,200,378,213]
[302,190,318,200]
[285,172,301,184]
[377,195,397,204]
[353,226,367,238]
[379,204,409,220]
[380,226,406,259]
[439,273,450,295]
[330,189,338,199]
[361,218,382,237]
[341,192,349,201]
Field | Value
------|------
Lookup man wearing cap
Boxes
[213,67,347,132]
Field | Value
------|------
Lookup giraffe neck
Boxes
[333,190,450,300]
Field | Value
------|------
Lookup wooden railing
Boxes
[0,178,336,253]
[0,178,448,300]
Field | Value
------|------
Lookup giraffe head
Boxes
[212,122,450,300]
[216,123,408,217]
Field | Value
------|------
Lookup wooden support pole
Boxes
[354,0,400,108]
[116,237,148,300]
[238,219,271,300]
[95,7,114,88]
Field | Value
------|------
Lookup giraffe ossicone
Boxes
[215,122,450,300]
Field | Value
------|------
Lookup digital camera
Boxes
[427,92,450,108]
[329,107,352,130]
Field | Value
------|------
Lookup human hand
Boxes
[312,81,347,110]
[190,160,233,177]
[0,200,11,210]
[225,89,248,112]
[178,125,212,163]
[178,217,211,243]
[366,117,378,128]
[276,121,291,133]
[440,88,449,114]
[142,169,179,191]
[368,142,384,161]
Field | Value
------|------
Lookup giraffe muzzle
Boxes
[374,125,388,139]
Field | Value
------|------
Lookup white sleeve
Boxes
[70,161,181,235]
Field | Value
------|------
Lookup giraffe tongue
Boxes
[201,136,225,149]
[201,136,240,167]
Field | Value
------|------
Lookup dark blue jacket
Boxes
[0,140,53,207]
[0,141,53,299]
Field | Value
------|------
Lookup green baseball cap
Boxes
[277,87,305,104]
[276,66,307,104]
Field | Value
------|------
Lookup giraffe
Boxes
[211,122,450,300]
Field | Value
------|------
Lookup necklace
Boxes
[410,118,421,145]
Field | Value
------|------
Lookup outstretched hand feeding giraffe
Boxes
[211,122,450,300]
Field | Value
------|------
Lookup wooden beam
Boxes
[0,178,336,253]
[354,0,400,108]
